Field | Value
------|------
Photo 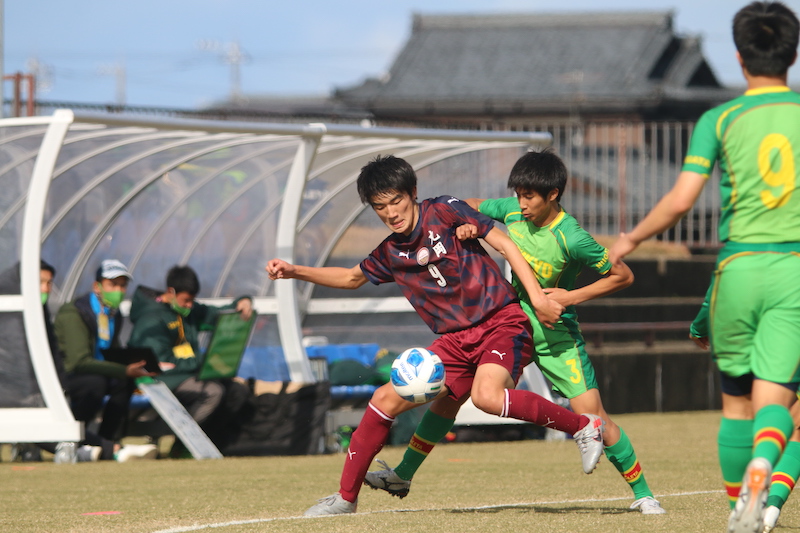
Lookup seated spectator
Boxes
[55,259,159,462]
[127,265,254,456]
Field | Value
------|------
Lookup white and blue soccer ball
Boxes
[391,347,446,404]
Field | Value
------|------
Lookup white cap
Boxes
[97,259,133,281]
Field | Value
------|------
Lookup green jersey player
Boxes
[365,149,666,514]
[691,287,800,533]
[610,3,800,531]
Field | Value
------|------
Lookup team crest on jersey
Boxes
[416,247,430,265]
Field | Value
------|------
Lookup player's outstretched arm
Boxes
[609,170,706,265]
[266,259,368,290]
[482,227,564,328]
[544,261,633,308]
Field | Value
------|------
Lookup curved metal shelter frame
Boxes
[0,109,550,442]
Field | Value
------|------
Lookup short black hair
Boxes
[40,260,55,276]
[507,148,568,202]
[356,155,417,204]
[166,265,200,296]
[734,1,799,76]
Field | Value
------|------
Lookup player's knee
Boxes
[470,388,504,415]
[371,383,408,416]
[371,383,393,404]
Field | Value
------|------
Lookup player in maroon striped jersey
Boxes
[267,155,605,516]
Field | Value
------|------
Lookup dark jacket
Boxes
[127,286,247,390]
[43,303,66,387]
[54,293,127,379]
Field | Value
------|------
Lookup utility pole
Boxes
[225,41,243,101]
[98,61,126,106]
[197,39,249,102]
[27,57,54,94]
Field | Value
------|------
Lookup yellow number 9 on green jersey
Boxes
[759,133,795,209]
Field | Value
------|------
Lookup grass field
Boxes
[1,410,792,532]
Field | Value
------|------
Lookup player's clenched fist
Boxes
[455,223,479,240]
[266,259,295,280]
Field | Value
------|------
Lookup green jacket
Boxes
[54,293,127,379]
[127,286,249,390]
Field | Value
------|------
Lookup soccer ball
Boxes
[391,347,446,404]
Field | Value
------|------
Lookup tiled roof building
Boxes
[334,11,736,123]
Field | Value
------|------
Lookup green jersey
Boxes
[682,86,800,244]
[479,197,611,333]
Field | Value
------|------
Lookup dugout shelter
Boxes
[0,109,550,443]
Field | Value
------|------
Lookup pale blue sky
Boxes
[6,0,800,109]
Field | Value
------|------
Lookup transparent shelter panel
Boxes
[48,138,290,297]
[303,312,436,355]
[295,186,364,271]
[179,143,296,297]
[0,126,49,170]
[42,137,239,293]
[290,190,373,301]
[295,145,405,268]
[412,147,526,201]
[217,219,278,298]
[0,309,41,408]
[240,315,291,382]
[302,139,418,207]
[247,314,282,347]
[0,138,39,274]
[0,159,36,212]
[46,133,197,213]
[0,209,24,275]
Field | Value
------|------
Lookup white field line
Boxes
[151,489,724,532]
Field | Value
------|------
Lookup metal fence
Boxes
[503,121,722,249]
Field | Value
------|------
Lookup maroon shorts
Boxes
[428,303,533,401]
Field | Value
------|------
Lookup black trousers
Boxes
[65,372,135,458]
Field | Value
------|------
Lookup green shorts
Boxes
[528,316,598,399]
[711,252,800,383]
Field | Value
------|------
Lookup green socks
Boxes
[604,427,653,500]
[718,408,794,510]
[752,404,793,465]
[768,440,800,510]
[718,417,754,509]
[394,409,455,481]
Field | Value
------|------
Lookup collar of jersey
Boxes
[546,208,566,229]
[744,85,791,96]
